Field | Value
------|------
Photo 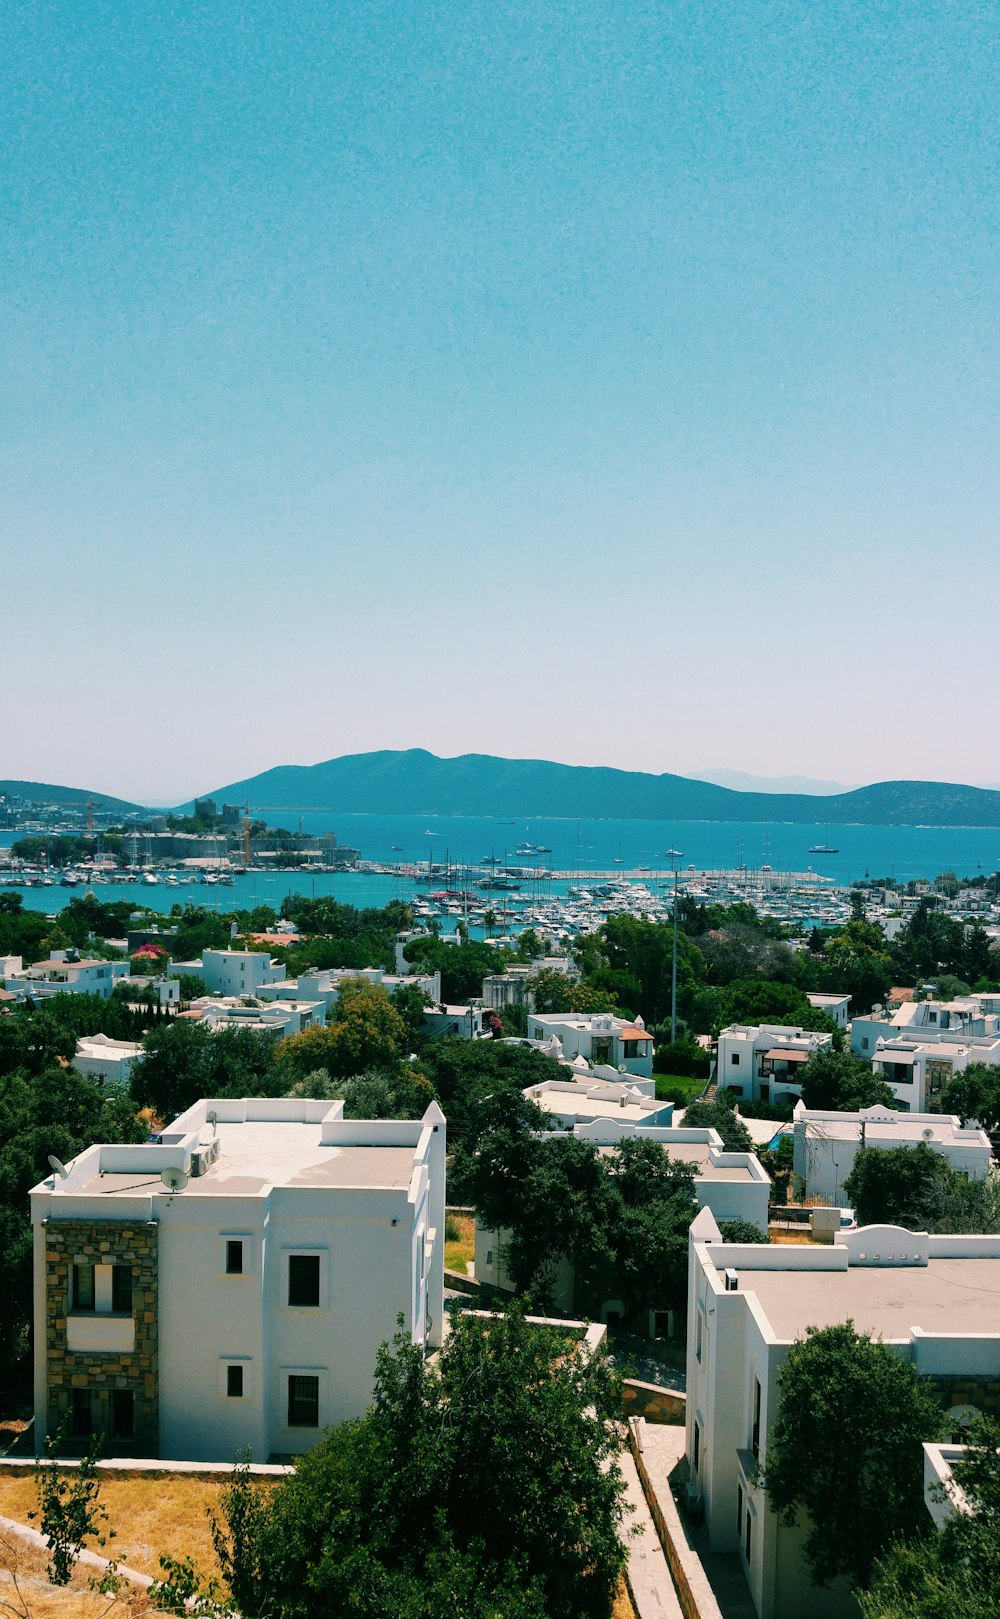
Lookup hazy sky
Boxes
[3,1,997,803]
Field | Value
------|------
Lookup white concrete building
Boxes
[171,949,288,998]
[871,1034,1000,1112]
[73,1035,145,1092]
[188,996,327,1038]
[526,1012,654,1078]
[686,1209,1000,1619]
[421,1003,487,1039]
[804,992,850,1029]
[481,956,579,1013]
[3,953,131,1002]
[259,965,441,1013]
[791,1103,992,1207]
[31,1096,446,1463]
[851,994,1000,1059]
[716,1025,834,1105]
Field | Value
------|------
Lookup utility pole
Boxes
[668,848,683,1045]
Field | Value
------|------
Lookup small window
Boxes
[485,1249,494,1267]
[745,1506,752,1562]
[287,1374,319,1428]
[72,1263,95,1313]
[226,1240,244,1276]
[696,1311,703,1363]
[862,1036,869,1049]
[693,1422,700,1473]
[288,1255,321,1307]
[226,1364,244,1399]
[110,1390,134,1441]
[71,1388,92,1439]
[730,1053,740,1066]
[737,1482,743,1537]
[751,1376,761,1460]
[112,1266,132,1314]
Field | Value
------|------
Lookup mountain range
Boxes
[185,750,1000,828]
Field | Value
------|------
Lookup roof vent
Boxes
[724,1268,739,1291]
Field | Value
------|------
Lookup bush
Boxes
[652,1037,710,1078]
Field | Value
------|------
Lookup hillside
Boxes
[190,750,1000,827]
[0,779,143,813]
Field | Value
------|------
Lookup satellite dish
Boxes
[922,1127,935,1140]
[47,1155,69,1180]
[160,1167,190,1194]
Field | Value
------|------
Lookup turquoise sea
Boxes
[4,812,1000,917]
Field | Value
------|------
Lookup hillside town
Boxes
[2,874,1000,1619]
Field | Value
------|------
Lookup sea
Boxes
[3,812,1000,918]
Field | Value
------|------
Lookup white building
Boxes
[716,1025,834,1105]
[31,1096,446,1463]
[871,1035,1000,1112]
[171,949,288,998]
[187,996,328,1038]
[686,1209,1000,1619]
[73,1035,145,1092]
[851,994,1000,1059]
[526,1012,654,1078]
[791,1102,992,1207]
[259,965,441,1013]
[804,992,850,1029]
[422,1003,487,1039]
[3,953,131,1002]
[481,956,579,1013]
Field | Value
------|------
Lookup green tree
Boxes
[680,1098,753,1152]
[941,1061,1000,1130]
[860,1416,1000,1619]
[275,980,408,1087]
[206,1308,628,1619]
[762,1322,942,1589]
[844,1143,1000,1234]
[798,1048,894,1111]
[823,921,894,1012]
[529,968,620,1015]
[402,937,505,1002]
[133,1021,278,1117]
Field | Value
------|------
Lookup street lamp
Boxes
[666,848,683,1045]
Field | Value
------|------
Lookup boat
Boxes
[808,844,839,854]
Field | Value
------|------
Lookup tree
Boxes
[861,1416,1000,1619]
[680,1098,753,1152]
[133,1021,278,1117]
[402,937,505,1002]
[718,1218,770,1242]
[844,1143,1000,1234]
[275,980,408,1086]
[710,979,840,1041]
[822,921,894,1012]
[529,968,620,1015]
[798,1048,894,1111]
[762,1322,942,1589]
[941,1061,1000,1130]
[205,1308,628,1619]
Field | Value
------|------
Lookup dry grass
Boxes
[445,1211,476,1273]
[612,1574,639,1619]
[0,1529,153,1617]
[768,1225,821,1245]
[0,1474,236,1582]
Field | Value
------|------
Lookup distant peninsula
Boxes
[187,750,1000,828]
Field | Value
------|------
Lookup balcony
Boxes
[66,1314,135,1354]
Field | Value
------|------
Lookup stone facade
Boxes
[929,1373,1000,1424]
[44,1219,158,1454]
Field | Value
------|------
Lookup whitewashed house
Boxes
[170,949,287,997]
[686,1208,1000,1619]
[3,953,131,1003]
[73,1035,145,1092]
[791,1102,992,1207]
[716,1025,834,1105]
[526,1012,654,1078]
[804,992,850,1029]
[31,1096,446,1462]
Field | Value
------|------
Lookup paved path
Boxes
[620,1449,685,1618]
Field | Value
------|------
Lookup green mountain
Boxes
[190,750,1000,827]
[0,780,143,814]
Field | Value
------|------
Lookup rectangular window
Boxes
[288,1254,321,1308]
[226,1364,244,1398]
[71,1388,92,1439]
[110,1390,134,1441]
[287,1374,319,1428]
[737,1483,743,1537]
[696,1310,703,1362]
[861,1036,869,1049]
[731,1053,740,1066]
[226,1240,244,1275]
[72,1263,95,1313]
[745,1507,752,1562]
[751,1377,761,1460]
[112,1266,132,1314]
[693,1422,701,1474]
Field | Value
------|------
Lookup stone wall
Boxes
[44,1220,158,1455]
[928,1374,1000,1423]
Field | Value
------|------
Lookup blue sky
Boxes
[3,1,997,801]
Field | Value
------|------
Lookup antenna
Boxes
[47,1155,70,1180]
[160,1167,190,1194]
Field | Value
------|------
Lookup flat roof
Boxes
[597,1142,754,1181]
[731,1258,1000,1340]
[72,1121,418,1199]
